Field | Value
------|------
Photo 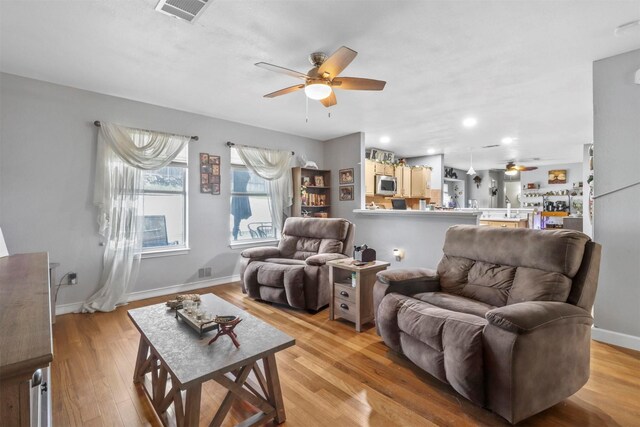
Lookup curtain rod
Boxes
[226,141,294,155]
[93,121,199,141]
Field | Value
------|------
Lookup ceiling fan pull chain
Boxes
[305,95,309,123]
[328,109,331,119]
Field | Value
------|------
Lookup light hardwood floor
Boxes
[52,283,640,426]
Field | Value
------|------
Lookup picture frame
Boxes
[302,176,311,186]
[199,153,209,164]
[314,175,325,187]
[339,168,354,185]
[548,169,567,184]
[212,164,220,175]
[200,164,212,174]
[369,148,395,163]
[201,183,211,193]
[209,155,220,165]
[211,184,220,195]
[201,173,209,184]
[339,185,354,201]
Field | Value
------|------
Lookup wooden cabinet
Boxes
[373,162,394,176]
[0,253,53,427]
[394,165,412,197]
[292,167,331,218]
[480,219,528,228]
[364,159,375,196]
[410,167,431,198]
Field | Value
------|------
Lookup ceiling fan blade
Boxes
[318,46,357,78]
[255,62,308,80]
[522,166,538,171]
[332,77,386,91]
[320,91,337,108]
[264,84,305,98]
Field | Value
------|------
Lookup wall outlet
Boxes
[68,272,77,285]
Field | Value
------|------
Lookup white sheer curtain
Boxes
[234,145,293,235]
[82,122,189,313]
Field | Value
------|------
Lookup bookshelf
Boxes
[292,167,331,218]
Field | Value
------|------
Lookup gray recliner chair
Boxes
[374,225,601,424]
[240,217,355,311]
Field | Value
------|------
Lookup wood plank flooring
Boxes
[51,283,640,426]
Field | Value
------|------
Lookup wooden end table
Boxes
[127,293,295,427]
[327,258,390,332]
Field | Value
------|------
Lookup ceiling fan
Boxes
[505,161,538,175]
[255,46,386,108]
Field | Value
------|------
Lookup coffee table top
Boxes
[127,293,295,387]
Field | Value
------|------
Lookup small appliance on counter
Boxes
[354,244,376,263]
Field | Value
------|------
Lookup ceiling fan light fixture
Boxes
[467,166,476,175]
[505,169,518,176]
[304,82,332,100]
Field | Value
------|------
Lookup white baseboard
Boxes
[592,327,640,351]
[55,275,240,315]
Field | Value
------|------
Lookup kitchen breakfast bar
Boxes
[351,209,481,269]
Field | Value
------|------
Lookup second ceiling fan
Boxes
[255,46,386,108]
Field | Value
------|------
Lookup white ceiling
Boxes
[1,0,639,170]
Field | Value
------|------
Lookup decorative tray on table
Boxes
[175,308,220,337]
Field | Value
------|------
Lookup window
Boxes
[142,146,188,253]
[230,148,276,245]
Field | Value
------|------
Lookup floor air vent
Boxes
[155,0,212,23]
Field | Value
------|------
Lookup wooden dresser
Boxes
[0,253,53,426]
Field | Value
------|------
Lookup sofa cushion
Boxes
[256,263,305,288]
[507,267,573,305]
[442,225,590,277]
[414,292,495,318]
[264,258,306,266]
[460,261,516,307]
[392,296,486,405]
[437,255,475,294]
[279,236,322,259]
[318,238,343,254]
[282,217,350,240]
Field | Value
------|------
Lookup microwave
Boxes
[375,175,397,196]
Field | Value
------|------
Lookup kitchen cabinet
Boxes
[480,219,528,228]
[374,162,394,176]
[394,165,412,197]
[410,167,431,198]
[364,159,375,196]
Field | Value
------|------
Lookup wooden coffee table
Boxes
[127,293,295,427]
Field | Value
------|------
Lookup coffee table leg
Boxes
[264,354,286,424]
[133,336,149,383]
[183,385,202,427]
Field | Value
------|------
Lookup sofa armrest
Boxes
[306,253,348,266]
[376,268,439,286]
[240,246,281,259]
[486,301,593,334]
[373,269,440,333]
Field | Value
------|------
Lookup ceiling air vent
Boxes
[155,0,212,23]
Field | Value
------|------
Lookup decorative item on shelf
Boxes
[339,185,354,201]
[369,148,394,163]
[354,244,376,262]
[313,212,328,218]
[548,169,567,184]
[339,168,354,184]
[200,153,221,194]
[473,175,482,188]
[525,183,540,189]
[444,167,458,179]
[304,161,318,169]
[207,316,242,348]
[302,176,312,186]
[314,175,325,187]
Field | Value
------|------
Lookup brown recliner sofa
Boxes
[240,217,355,311]
[374,225,601,424]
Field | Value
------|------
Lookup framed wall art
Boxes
[548,169,567,184]
[339,168,354,185]
[200,153,221,194]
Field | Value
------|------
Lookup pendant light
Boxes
[466,151,476,175]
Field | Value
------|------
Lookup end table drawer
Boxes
[334,282,356,304]
[334,299,357,322]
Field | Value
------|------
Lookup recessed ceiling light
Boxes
[427,148,436,155]
[501,137,514,144]
[380,136,391,144]
[462,117,478,128]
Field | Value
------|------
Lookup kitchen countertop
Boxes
[354,209,482,218]
[480,217,528,222]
